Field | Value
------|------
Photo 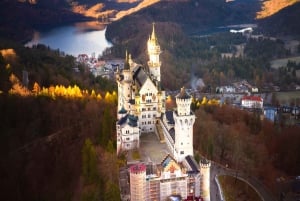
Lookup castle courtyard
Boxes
[139,132,169,164]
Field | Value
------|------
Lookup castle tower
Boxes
[200,159,211,201]
[173,87,195,162]
[130,164,147,201]
[147,23,161,83]
[117,52,132,112]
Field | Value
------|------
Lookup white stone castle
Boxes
[116,24,210,201]
[116,24,166,153]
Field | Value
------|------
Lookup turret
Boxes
[122,51,133,111]
[130,164,147,201]
[173,87,195,162]
[176,87,192,116]
[200,159,211,201]
[117,107,127,120]
[147,23,162,83]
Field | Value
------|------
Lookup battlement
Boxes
[199,159,211,168]
[130,164,147,174]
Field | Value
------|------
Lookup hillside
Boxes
[0,0,156,42]
[106,0,297,90]
[106,0,260,49]
[258,2,300,36]
[0,0,89,42]
[0,39,119,201]
[256,0,300,19]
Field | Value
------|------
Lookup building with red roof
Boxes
[241,95,263,109]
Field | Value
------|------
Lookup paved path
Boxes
[210,161,277,201]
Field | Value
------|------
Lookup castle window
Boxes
[126,137,130,141]
[180,151,184,155]
[148,114,151,118]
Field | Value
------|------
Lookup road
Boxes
[210,161,277,201]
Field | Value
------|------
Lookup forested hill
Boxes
[0,0,145,42]
[105,0,260,56]
[0,0,88,42]
[258,2,300,36]
[0,38,119,201]
[107,0,258,39]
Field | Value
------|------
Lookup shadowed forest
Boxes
[0,39,121,201]
[193,104,300,192]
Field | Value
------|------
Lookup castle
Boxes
[116,24,165,153]
[116,24,210,201]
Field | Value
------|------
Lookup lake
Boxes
[25,21,112,57]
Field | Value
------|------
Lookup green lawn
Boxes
[218,175,262,201]
[270,56,300,69]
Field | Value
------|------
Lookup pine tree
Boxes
[82,138,98,184]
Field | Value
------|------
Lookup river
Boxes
[25,21,112,57]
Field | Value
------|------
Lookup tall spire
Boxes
[124,49,130,70]
[151,22,156,40]
[147,22,161,83]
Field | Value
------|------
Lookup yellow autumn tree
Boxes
[32,82,41,95]
[112,91,117,103]
[91,89,96,98]
[104,91,113,103]
[48,85,55,98]
[8,73,31,96]
[201,96,208,105]
[97,93,102,100]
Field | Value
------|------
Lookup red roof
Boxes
[184,196,203,201]
[130,164,146,173]
[242,96,263,102]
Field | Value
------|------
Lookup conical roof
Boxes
[118,107,127,114]
[176,87,191,99]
